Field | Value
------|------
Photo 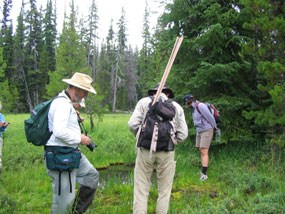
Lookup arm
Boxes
[198,103,217,129]
[0,114,9,132]
[173,103,188,142]
[128,97,150,135]
[49,98,81,145]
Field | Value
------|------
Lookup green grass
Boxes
[0,113,284,213]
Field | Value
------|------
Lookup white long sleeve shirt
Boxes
[46,91,81,148]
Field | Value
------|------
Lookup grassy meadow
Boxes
[0,113,284,213]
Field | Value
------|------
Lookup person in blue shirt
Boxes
[0,102,10,172]
[183,94,217,181]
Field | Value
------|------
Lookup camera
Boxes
[87,141,97,152]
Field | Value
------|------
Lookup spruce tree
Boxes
[47,0,88,97]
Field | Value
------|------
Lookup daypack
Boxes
[137,97,176,152]
[24,96,63,146]
[196,102,221,125]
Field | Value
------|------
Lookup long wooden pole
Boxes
[152,36,184,105]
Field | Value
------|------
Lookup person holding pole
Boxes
[128,83,188,213]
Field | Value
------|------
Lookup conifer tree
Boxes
[14,5,32,112]
[112,7,128,111]
[241,0,285,146]
[47,0,88,97]
[41,0,57,74]
[105,20,117,110]
[138,2,153,97]
[125,46,138,109]
[17,0,45,109]
[83,0,99,81]
[0,0,19,111]
[1,0,13,83]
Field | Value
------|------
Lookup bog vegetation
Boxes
[0,113,284,213]
[1,0,285,212]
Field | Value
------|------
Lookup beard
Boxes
[74,93,82,104]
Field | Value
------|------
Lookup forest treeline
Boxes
[0,0,284,147]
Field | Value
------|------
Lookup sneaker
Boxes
[199,173,208,181]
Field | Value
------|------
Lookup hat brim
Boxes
[63,79,97,94]
[147,89,174,99]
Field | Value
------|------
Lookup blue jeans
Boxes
[46,153,99,214]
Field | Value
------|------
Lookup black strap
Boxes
[58,170,73,195]
[58,171,62,195]
[77,112,88,135]
[69,170,72,193]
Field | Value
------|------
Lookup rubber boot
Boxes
[72,185,96,214]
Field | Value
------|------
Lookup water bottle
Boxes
[215,128,221,143]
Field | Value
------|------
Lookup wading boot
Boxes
[72,185,96,214]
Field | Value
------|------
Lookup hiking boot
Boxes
[199,173,208,181]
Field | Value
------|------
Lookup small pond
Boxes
[97,164,134,189]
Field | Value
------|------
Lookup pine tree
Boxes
[158,0,259,142]
[41,0,57,74]
[16,0,45,109]
[12,4,31,112]
[125,46,138,109]
[105,20,117,110]
[137,2,153,97]
[1,0,13,82]
[241,0,285,146]
[47,0,88,97]
[83,0,99,81]
[0,0,19,111]
[112,7,128,111]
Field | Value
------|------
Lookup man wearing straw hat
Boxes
[46,72,99,214]
[128,83,188,214]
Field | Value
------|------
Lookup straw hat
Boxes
[62,72,96,94]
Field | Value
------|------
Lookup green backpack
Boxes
[24,96,64,146]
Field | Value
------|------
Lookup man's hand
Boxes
[0,122,9,128]
[80,134,91,145]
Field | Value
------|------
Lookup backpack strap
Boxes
[135,97,153,148]
[196,101,211,124]
[196,101,201,114]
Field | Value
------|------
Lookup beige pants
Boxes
[133,148,176,214]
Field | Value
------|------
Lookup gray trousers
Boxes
[46,153,99,214]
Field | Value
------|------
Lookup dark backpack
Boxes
[137,97,176,151]
[24,96,63,146]
[196,102,221,125]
